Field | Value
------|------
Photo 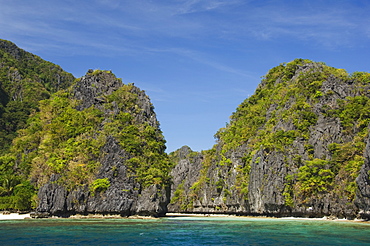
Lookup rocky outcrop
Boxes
[169,145,251,215]
[0,39,28,60]
[167,146,203,212]
[35,70,169,217]
[37,136,168,217]
[169,60,370,219]
[72,70,122,111]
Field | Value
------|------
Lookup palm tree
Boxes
[0,175,20,196]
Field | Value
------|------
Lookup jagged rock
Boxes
[168,146,203,212]
[0,39,24,60]
[72,71,121,111]
[30,212,50,219]
[169,60,370,219]
[169,145,250,214]
[135,184,169,216]
[36,70,169,217]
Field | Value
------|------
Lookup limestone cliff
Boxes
[15,70,171,217]
[169,59,370,219]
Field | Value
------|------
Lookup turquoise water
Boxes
[1,216,370,245]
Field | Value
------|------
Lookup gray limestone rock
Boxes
[35,70,169,217]
[168,61,370,219]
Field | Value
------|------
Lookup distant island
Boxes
[1,39,370,220]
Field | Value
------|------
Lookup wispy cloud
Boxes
[176,0,243,14]
[226,1,369,48]
[1,0,369,55]
[144,46,255,79]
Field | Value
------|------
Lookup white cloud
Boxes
[229,1,369,48]
[176,0,242,14]
[1,0,369,56]
[143,47,254,78]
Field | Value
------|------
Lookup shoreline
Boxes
[0,212,368,223]
[165,213,369,223]
[0,213,31,220]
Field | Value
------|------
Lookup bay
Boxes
[1,216,369,245]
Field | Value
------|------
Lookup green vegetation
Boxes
[0,40,74,210]
[88,69,113,76]
[90,178,111,195]
[214,59,323,197]
[1,88,106,206]
[0,176,36,211]
[211,58,370,208]
[1,74,171,209]
[170,181,193,210]
[0,40,74,154]
[216,59,326,152]
[5,74,171,204]
[282,174,295,207]
[337,96,370,135]
[296,159,334,198]
[103,84,171,187]
[327,139,365,200]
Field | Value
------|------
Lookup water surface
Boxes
[1,216,369,245]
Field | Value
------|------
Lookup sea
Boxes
[1,216,370,245]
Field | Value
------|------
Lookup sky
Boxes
[1,0,370,153]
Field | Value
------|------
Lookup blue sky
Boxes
[1,0,369,153]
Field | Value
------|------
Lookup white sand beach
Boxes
[0,213,31,220]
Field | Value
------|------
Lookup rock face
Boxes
[355,135,370,219]
[167,146,203,212]
[35,70,169,217]
[169,60,370,219]
[72,69,122,111]
[169,145,251,215]
[37,136,168,217]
